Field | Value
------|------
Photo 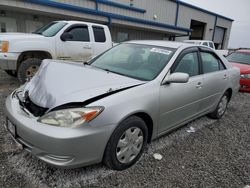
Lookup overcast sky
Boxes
[181,0,250,49]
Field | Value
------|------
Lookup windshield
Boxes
[33,22,67,37]
[90,43,175,81]
[226,52,250,65]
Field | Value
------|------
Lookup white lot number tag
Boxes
[150,48,172,55]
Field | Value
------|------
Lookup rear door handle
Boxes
[196,82,202,89]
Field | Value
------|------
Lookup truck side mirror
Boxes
[60,32,73,41]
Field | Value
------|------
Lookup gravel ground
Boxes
[0,69,250,188]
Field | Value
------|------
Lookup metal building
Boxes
[0,0,233,49]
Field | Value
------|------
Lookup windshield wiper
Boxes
[102,68,129,77]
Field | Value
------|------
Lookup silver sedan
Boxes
[5,41,240,170]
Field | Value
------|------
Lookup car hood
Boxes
[0,33,44,40]
[231,62,250,74]
[24,60,145,109]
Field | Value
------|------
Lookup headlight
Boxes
[37,107,104,127]
[241,74,250,79]
[0,41,9,52]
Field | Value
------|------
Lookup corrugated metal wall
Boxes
[0,0,233,47]
[110,26,166,42]
[177,5,215,40]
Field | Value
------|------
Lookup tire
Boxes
[5,70,17,77]
[17,58,42,83]
[103,116,148,170]
[208,92,229,119]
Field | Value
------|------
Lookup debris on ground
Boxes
[153,153,163,160]
[186,126,196,133]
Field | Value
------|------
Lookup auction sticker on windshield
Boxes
[150,48,172,55]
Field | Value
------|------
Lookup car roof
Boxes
[126,40,198,49]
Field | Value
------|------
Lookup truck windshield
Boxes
[33,22,67,37]
[90,43,175,81]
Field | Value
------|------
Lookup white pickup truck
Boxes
[0,21,112,83]
[183,40,229,57]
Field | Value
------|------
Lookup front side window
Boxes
[33,21,67,37]
[93,26,106,42]
[173,52,199,77]
[201,52,225,73]
[90,43,175,81]
[226,52,250,65]
[67,26,90,42]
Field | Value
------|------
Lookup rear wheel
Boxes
[5,70,17,77]
[208,92,229,119]
[17,58,42,83]
[103,116,148,170]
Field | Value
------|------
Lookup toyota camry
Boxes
[5,41,240,170]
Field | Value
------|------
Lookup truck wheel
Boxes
[103,116,148,170]
[17,58,42,83]
[5,70,17,77]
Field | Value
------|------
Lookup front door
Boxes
[158,49,203,134]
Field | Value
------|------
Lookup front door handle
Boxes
[196,82,202,89]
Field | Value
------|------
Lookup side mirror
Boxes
[60,32,73,41]
[162,72,189,85]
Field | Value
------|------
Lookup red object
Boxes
[228,50,250,93]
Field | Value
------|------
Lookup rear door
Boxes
[199,48,228,112]
[56,24,93,62]
[91,25,111,56]
[158,47,203,133]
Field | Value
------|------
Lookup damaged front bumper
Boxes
[4,90,116,168]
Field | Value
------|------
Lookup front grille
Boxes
[19,97,48,117]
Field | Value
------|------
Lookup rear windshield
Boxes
[226,52,250,65]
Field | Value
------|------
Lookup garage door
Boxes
[213,27,226,49]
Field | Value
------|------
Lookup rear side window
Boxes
[201,52,225,73]
[173,52,199,77]
[202,42,209,47]
[93,26,106,42]
[209,42,214,49]
[67,26,90,42]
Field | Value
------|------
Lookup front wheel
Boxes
[208,92,229,119]
[17,58,42,83]
[103,116,148,170]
